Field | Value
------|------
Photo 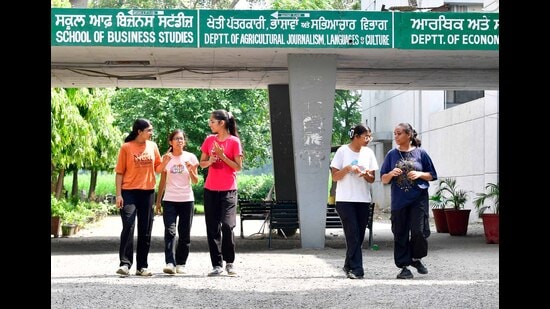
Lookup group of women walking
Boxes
[114,109,242,277]
[113,110,437,280]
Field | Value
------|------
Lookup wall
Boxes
[363,90,499,222]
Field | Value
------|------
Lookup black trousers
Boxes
[162,200,194,266]
[390,190,430,268]
[203,189,237,268]
[335,201,371,277]
[119,189,155,270]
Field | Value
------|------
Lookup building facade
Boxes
[361,0,499,222]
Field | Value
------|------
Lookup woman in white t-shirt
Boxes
[330,124,378,279]
[155,129,199,275]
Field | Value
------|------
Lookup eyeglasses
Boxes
[144,128,153,132]
[209,119,220,124]
[364,135,372,140]
[173,137,184,141]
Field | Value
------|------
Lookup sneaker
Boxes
[208,266,224,276]
[136,268,153,276]
[176,265,186,274]
[163,263,176,275]
[396,267,413,279]
[116,265,130,276]
[342,266,350,274]
[411,260,428,274]
[346,272,364,279]
[226,263,237,276]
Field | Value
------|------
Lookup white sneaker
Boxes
[226,263,237,276]
[116,265,130,276]
[136,268,153,276]
[208,266,223,276]
[163,263,176,275]
[176,264,186,274]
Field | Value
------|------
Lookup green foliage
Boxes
[64,172,274,204]
[109,88,272,169]
[88,0,242,9]
[473,182,499,216]
[432,178,469,210]
[51,194,67,217]
[51,0,71,7]
[237,174,274,200]
[332,90,362,146]
[51,195,116,227]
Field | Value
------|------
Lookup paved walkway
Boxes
[51,214,499,308]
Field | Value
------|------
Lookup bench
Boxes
[268,200,300,248]
[326,203,375,249]
[238,199,272,238]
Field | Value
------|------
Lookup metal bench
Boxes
[238,199,272,238]
[268,200,299,248]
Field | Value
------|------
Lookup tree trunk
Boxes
[71,168,79,198]
[55,168,65,199]
[88,170,98,201]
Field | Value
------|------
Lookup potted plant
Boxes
[429,191,448,233]
[473,182,499,244]
[51,195,65,238]
[434,178,471,236]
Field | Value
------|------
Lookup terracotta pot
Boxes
[432,209,449,233]
[51,216,62,238]
[445,209,471,236]
[481,213,499,244]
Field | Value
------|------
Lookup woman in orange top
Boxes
[114,118,163,277]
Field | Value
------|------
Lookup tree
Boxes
[109,88,271,170]
[51,88,122,200]
[332,90,362,146]
[82,88,123,200]
[88,0,259,9]
[51,88,95,198]
[51,0,72,7]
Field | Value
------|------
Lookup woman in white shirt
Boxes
[155,129,199,275]
[330,124,378,279]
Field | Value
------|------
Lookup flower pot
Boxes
[62,224,77,237]
[445,209,471,236]
[481,213,499,244]
[432,209,448,233]
[51,216,62,238]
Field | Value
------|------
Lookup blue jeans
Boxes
[335,201,371,277]
[162,200,194,266]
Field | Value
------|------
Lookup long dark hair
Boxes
[211,109,239,138]
[124,118,151,142]
[397,122,421,147]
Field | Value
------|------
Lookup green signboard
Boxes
[51,8,498,50]
[199,10,392,48]
[395,12,499,50]
[51,8,198,47]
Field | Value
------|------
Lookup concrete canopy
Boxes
[51,47,498,90]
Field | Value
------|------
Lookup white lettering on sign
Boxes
[158,12,194,28]
[360,18,388,31]
[89,15,113,28]
[158,31,194,43]
[116,12,155,28]
[55,14,86,30]
[269,18,298,30]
